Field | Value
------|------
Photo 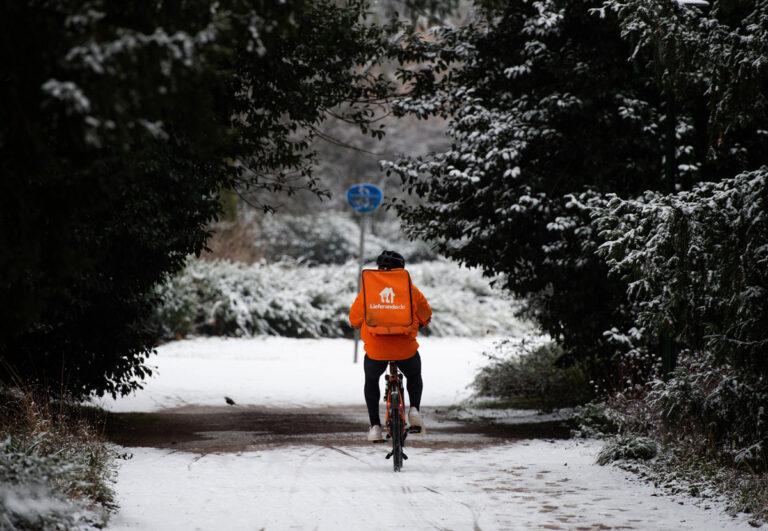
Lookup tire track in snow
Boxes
[287,445,376,528]
[324,444,372,467]
[412,479,484,531]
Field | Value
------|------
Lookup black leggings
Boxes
[364,352,422,427]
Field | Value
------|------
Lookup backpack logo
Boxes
[379,287,395,304]
[362,269,413,333]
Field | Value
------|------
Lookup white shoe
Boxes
[408,407,425,435]
[367,425,384,442]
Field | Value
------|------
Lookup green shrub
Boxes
[649,353,768,472]
[582,374,768,525]
[571,401,624,438]
[473,340,593,411]
[596,435,658,465]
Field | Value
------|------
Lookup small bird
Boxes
[225,396,236,406]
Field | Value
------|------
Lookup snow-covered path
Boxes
[110,441,749,531]
[103,338,754,530]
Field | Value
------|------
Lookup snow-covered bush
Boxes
[0,391,116,530]
[649,353,768,472]
[571,402,624,438]
[589,384,768,524]
[0,437,108,530]
[593,169,768,376]
[413,263,530,337]
[591,170,768,469]
[258,212,437,265]
[155,259,529,339]
[473,338,592,410]
[596,435,657,465]
[156,259,354,338]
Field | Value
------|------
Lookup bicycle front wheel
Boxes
[391,390,403,472]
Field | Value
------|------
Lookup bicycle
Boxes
[383,361,409,472]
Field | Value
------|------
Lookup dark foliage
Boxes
[0,0,397,398]
[473,341,593,411]
[386,0,665,386]
[588,0,768,469]
[386,0,768,389]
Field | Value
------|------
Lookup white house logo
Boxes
[369,286,405,310]
[379,287,395,303]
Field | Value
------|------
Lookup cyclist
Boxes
[349,250,432,442]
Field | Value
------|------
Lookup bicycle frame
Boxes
[384,361,408,471]
[384,363,406,431]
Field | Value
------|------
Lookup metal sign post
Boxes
[346,183,383,363]
[353,214,366,364]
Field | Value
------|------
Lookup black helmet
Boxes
[376,250,405,270]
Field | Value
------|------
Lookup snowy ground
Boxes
[103,337,757,530]
[110,441,753,531]
[98,336,500,412]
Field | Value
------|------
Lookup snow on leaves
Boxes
[591,169,768,368]
[154,259,527,340]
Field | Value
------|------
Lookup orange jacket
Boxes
[349,278,432,361]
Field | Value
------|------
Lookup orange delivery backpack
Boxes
[361,269,415,335]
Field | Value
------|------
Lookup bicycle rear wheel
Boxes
[391,390,403,472]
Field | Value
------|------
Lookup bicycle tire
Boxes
[391,389,403,472]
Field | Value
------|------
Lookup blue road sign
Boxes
[346,183,383,213]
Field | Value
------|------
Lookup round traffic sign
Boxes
[346,183,383,213]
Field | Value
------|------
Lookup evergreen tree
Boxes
[593,170,768,376]
[387,0,768,387]
[0,0,398,397]
[587,0,768,467]
[386,0,666,386]
[603,0,768,182]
